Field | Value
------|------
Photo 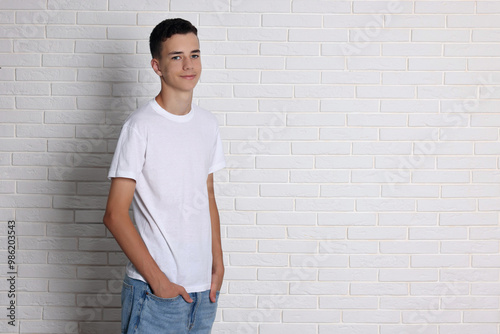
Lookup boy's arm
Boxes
[207,173,224,303]
[103,177,192,302]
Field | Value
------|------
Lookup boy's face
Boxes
[152,32,201,93]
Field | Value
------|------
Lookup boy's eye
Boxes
[172,56,181,60]
[192,54,200,59]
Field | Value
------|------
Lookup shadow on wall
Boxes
[38,65,155,333]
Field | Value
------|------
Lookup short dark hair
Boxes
[149,18,198,59]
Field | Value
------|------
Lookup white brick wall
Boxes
[1,0,499,333]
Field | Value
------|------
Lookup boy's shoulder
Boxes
[121,100,157,131]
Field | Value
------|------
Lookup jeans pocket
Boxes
[121,281,134,334]
[146,291,183,303]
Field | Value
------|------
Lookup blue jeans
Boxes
[121,275,219,334]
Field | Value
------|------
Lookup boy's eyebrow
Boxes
[167,49,201,56]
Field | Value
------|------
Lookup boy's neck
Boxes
[155,88,193,116]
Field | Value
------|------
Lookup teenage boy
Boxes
[103,18,225,334]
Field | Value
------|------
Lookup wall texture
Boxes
[1,0,500,333]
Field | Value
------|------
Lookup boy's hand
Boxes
[210,263,224,303]
[152,279,193,303]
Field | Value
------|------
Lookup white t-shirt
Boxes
[108,98,225,293]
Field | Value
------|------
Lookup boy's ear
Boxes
[151,58,162,76]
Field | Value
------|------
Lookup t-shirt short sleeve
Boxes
[208,127,225,174]
[108,125,146,181]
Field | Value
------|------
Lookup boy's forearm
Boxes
[104,212,167,288]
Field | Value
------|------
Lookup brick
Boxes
[448,15,500,28]
[260,184,318,197]
[258,240,317,253]
[344,310,401,323]
[403,310,461,323]
[472,282,500,295]
[290,29,347,42]
[77,12,136,25]
[383,72,442,85]
[47,223,105,237]
[290,254,348,268]
[0,25,44,38]
[470,227,500,240]
[260,324,316,334]
[17,68,76,81]
[348,58,406,70]
[256,212,316,226]
[78,238,120,251]
[48,0,105,10]
[352,170,410,184]
[263,14,321,27]
[382,185,439,198]
[0,82,49,96]
[412,171,470,183]
[382,100,439,113]
[226,56,283,70]
[444,297,500,311]
[440,325,499,334]
[410,227,467,240]
[388,14,446,28]
[323,71,380,84]
[18,292,75,307]
[415,1,474,13]
[222,308,280,322]
[234,85,291,98]
[19,264,76,279]
[235,197,293,211]
[283,310,341,323]
[324,42,381,57]
[258,295,317,309]
[257,268,317,282]
[316,156,373,169]
[437,157,497,169]
[227,226,285,239]
[473,29,500,42]
[350,255,408,268]
[256,156,313,169]
[442,241,499,254]
[14,39,74,53]
[319,241,377,254]
[295,85,353,98]
[0,67,14,81]
[48,251,106,265]
[296,199,353,212]
[381,241,438,254]
[17,181,75,195]
[353,1,412,13]
[229,281,287,294]
[381,325,437,334]
[108,0,168,10]
[293,0,350,13]
[348,114,407,126]
[325,14,383,28]
[412,58,467,71]
[348,227,407,239]
[440,212,498,226]
[288,114,344,127]
[261,70,319,84]
[228,28,287,41]
[200,13,259,27]
[231,0,290,13]
[352,283,408,296]
[0,194,50,208]
[0,11,14,24]
[320,296,378,309]
[16,208,73,223]
[0,54,40,67]
[261,42,319,56]
[412,255,469,268]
